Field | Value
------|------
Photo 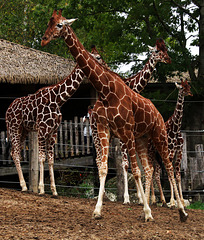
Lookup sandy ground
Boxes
[0,188,203,240]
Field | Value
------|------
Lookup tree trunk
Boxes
[199,1,204,80]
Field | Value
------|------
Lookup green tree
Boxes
[0,1,203,89]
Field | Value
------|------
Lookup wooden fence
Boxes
[0,118,203,197]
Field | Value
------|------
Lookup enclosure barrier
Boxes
[0,117,203,202]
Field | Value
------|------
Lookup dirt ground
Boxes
[0,188,203,240]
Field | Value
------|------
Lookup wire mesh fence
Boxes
[0,117,203,202]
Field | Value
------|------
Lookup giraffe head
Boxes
[41,9,77,47]
[175,80,193,96]
[149,38,171,64]
[91,45,110,69]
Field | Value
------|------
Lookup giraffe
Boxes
[90,39,172,204]
[5,46,104,196]
[41,9,188,222]
[150,80,193,207]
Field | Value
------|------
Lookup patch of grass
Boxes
[187,201,204,210]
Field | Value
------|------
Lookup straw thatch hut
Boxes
[0,39,96,131]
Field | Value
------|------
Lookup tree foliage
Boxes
[0,0,203,94]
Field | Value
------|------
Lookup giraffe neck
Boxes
[62,26,112,95]
[168,90,184,129]
[123,54,158,93]
[51,65,84,107]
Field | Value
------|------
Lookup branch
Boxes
[170,0,199,24]
[152,1,177,38]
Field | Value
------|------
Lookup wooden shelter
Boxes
[0,39,76,84]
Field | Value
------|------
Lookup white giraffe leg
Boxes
[11,142,27,192]
[121,143,130,204]
[93,125,109,219]
[135,180,144,204]
[47,135,58,196]
[169,176,176,208]
[38,144,46,195]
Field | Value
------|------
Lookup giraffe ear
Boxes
[148,45,156,52]
[175,82,182,89]
[62,18,78,26]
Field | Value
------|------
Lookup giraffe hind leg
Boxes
[10,138,27,192]
[153,137,188,221]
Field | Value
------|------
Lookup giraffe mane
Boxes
[156,38,167,52]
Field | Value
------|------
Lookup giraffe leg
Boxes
[9,129,28,192]
[93,124,110,219]
[127,134,153,221]
[153,133,188,221]
[150,179,157,205]
[135,138,154,205]
[169,175,176,208]
[121,142,130,204]
[175,151,185,206]
[11,145,27,192]
[47,133,58,196]
[154,161,167,206]
[38,140,46,195]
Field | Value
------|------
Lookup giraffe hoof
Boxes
[22,187,28,192]
[162,202,168,208]
[145,217,155,222]
[92,213,102,220]
[179,210,188,222]
[123,201,130,205]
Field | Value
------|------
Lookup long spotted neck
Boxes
[62,26,112,94]
[167,90,184,130]
[50,65,84,107]
[123,54,158,93]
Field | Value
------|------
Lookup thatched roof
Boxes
[0,39,76,84]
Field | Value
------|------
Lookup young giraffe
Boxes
[6,47,104,196]
[150,80,193,207]
[41,9,188,221]
[90,39,171,204]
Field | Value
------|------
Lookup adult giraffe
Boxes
[6,47,104,196]
[41,9,188,221]
[90,39,171,204]
[150,80,193,207]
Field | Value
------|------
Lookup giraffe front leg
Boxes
[150,180,157,205]
[175,151,185,206]
[121,142,130,204]
[47,136,58,196]
[93,125,109,219]
[38,144,46,195]
[168,176,176,208]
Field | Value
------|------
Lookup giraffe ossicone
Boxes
[41,9,188,222]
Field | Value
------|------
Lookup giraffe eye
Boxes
[57,23,63,28]
[155,50,159,53]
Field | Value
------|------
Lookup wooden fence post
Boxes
[1,131,6,165]
[86,119,90,154]
[69,120,74,156]
[80,117,85,155]
[59,124,64,158]
[29,132,39,193]
[64,120,68,158]
[74,116,79,155]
